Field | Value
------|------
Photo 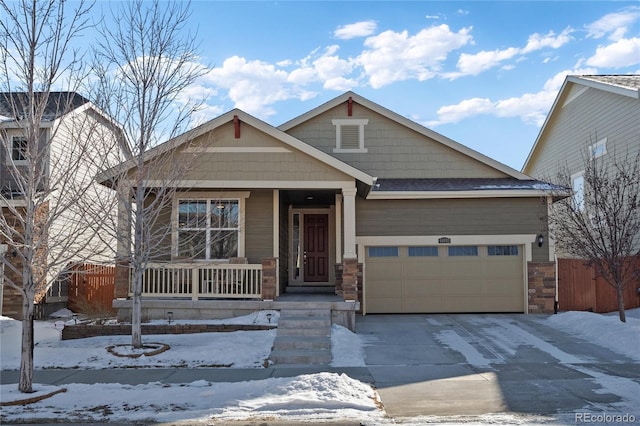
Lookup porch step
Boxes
[285,285,336,294]
[269,309,332,365]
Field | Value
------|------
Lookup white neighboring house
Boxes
[0,92,128,319]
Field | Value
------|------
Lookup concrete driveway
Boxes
[357,313,640,420]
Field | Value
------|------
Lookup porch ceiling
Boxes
[282,189,338,207]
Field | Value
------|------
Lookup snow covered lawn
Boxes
[1,308,638,424]
[1,310,378,424]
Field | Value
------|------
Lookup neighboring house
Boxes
[0,92,127,319]
[522,74,640,251]
[101,91,558,325]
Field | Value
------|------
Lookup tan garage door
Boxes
[365,245,525,313]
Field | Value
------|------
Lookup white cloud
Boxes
[334,21,377,40]
[427,97,494,126]
[586,37,640,68]
[428,67,598,127]
[585,6,640,41]
[455,47,520,76]
[521,28,573,54]
[448,27,573,79]
[202,56,312,119]
[357,25,473,88]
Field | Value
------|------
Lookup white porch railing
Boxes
[129,262,263,300]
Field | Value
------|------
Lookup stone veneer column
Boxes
[527,262,556,313]
[342,257,359,302]
[261,257,277,301]
[114,261,130,299]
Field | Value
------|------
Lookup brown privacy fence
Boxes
[69,263,116,316]
[557,258,640,313]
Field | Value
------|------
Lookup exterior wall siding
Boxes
[149,122,352,183]
[526,87,640,180]
[244,189,273,263]
[285,102,508,179]
[356,197,549,262]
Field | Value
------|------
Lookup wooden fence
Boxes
[69,263,116,315]
[557,258,640,313]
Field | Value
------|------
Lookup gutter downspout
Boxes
[554,253,559,314]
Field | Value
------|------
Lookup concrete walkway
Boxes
[2,313,639,422]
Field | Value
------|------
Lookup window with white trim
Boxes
[332,119,368,153]
[589,138,607,159]
[11,136,28,162]
[177,199,239,260]
[572,172,585,211]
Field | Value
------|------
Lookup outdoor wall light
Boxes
[167,311,173,325]
[266,312,272,324]
[537,234,544,247]
[72,313,78,324]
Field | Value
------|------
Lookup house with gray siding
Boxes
[101,91,558,324]
[522,74,640,251]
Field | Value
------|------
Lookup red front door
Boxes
[304,214,329,282]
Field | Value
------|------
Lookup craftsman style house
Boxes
[102,92,558,323]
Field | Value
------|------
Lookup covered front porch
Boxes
[112,187,363,329]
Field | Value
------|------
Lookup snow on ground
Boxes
[547,308,640,361]
[1,310,378,424]
[1,374,382,424]
[1,308,639,424]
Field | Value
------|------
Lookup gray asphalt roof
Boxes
[0,92,89,122]
[371,178,563,192]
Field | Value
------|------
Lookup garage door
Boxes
[365,245,525,313]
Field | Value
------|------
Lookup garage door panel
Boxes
[367,280,399,298]
[365,244,525,314]
[403,279,443,297]
[367,263,402,280]
[403,261,442,278]
[442,261,483,278]
[486,279,524,295]
[445,280,484,295]
[404,297,447,312]
[484,296,523,312]
[367,297,403,313]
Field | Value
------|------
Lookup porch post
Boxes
[341,187,358,302]
[342,188,357,259]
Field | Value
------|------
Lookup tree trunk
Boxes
[19,295,35,393]
[616,284,626,323]
[131,267,143,348]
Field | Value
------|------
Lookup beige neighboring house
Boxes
[1,92,127,319]
[101,91,559,325]
[522,74,640,251]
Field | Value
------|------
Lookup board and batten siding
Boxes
[526,85,640,180]
[285,102,508,179]
[356,197,548,262]
[145,121,352,184]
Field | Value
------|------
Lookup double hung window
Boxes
[177,199,239,260]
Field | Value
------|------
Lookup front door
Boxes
[303,214,329,282]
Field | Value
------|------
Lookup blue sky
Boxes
[95,2,640,170]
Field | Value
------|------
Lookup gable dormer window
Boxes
[332,119,368,153]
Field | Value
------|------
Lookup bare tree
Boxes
[549,145,640,322]
[0,0,123,393]
[91,0,206,348]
